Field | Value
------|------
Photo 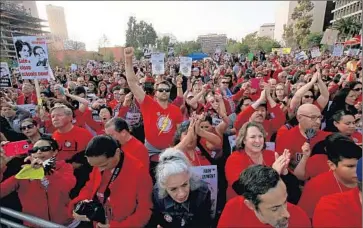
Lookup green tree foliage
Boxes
[226,32,280,54]
[301,32,323,49]
[333,17,362,40]
[125,16,157,49]
[156,36,171,52]
[291,0,314,47]
[173,41,202,56]
[282,24,297,48]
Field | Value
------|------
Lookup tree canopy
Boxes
[125,16,158,49]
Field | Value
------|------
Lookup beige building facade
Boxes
[46,4,68,40]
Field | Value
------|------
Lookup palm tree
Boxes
[333,17,362,41]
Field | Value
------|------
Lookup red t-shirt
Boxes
[52,126,93,161]
[298,171,352,218]
[184,149,211,167]
[313,188,362,228]
[225,150,275,200]
[305,154,329,179]
[351,131,362,144]
[140,95,183,150]
[122,136,149,170]
[276,126,331,168]
[218,196,311,228]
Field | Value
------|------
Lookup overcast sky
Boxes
[36,1,279,51]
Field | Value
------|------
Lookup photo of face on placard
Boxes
[0,66,9,78]
[15,39,32,60]
[33,46,48,67]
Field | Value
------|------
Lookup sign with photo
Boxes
[13,36,50,80]
[167,47,174,57]
[332,44,344,57]
[0,62,12,88]
[151,52,165,75]
[295,51,308,61]
[310,47,321,58]
[143,47,152,58]
[179,57,192,77]
[190,165,218,218]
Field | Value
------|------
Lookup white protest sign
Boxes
[348,48,360,57]
[167,47,174,57]
[151,53,165,75]
[48,67,55,80]
[71,64,78,71]
[179,57,192,76]
[18,104,37,117]
[13,36,50,80]
[143,47,152,58]
[190,165,218,218]
[332,44,344,57]
[310,47,321,58]
[295,51,308,61]
[0,62,12,88]
[321,29,339,45]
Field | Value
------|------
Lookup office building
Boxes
[18,1,39,18]
[197,34,227,54]
[0,1,48,60]
[330,0,362,25]
[46,4,68,40]
[274,1,329,43]
[259,23,275,39]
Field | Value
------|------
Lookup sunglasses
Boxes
[221,82,229,84]
[20,124,35,131]
[29,146,52,154]
[303,95,314,99]
[157,88,170,93]
[353,88,362,92]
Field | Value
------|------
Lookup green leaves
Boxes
[125,16,157,49]
[333,17,362,39]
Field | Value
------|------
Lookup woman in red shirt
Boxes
[97,81,109,100]
[225,122,291,201]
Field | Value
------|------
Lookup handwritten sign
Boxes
[332,44,344,57]
[0,62,12,88]
[190,165,218,218]
[151,53,165,75]
[13,36,50,80]
[310,47,321,58]
[179,57,192,77]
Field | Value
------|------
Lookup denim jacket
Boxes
[147,181,212,228]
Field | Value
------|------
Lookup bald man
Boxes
[276,104,331,171]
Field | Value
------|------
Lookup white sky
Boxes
[36,1,279,51]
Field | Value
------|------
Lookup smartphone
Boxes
[3,140,33,157]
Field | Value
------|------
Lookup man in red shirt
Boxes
[105,117,149,170]
[51,105,93,198]
[17,83,37,105]
[70,135,152,228]
[234,84,285,141]
[218,165,311,228]
[298,137,361,218]
[313,158,362,228]
[124,47,183,155]
[276,104,331,171]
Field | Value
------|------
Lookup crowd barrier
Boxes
[0,207,66,228]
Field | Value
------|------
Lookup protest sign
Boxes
[295,51,308,61]
[71,64,78,71]
[18,104,37,117]
[247,53,254,61]
[310,47,321,58]
[13,36,50,80]
[347,48,360,57]
[321,29,339,45]
[151,52,165,75]
[167,47,174,57]
[179,57,192,76]
[190,165,218,218]
[143,47,152,58]
[0,62,12,88]
[272,48,291,55]
[332,44,344,57]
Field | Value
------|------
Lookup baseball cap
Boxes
[357,158,362,182]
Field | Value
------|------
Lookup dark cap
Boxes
[74,86,86,96]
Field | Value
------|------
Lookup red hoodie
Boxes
[0,161,75,226]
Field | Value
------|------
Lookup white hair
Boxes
[156,147,201,198]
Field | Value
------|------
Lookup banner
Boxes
[295,51,308,61]
[13,36,50,80]
[71,64,78,71]
[332,44,344,57]
[0,62,12,88]
[310,47,321,58]
[347,48,360,57]
[190,165,218,218]
[247,53,254,61]
[321,29,339,45]
[179,57,192,77]
[272,48,291,55]
[151,52,165,75]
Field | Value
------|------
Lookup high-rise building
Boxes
[0,1,48,60]
[330,0,362,25]
[259,23,275,39]
[197,34,227,54]
[18,1,39,18]
[46,4,68,40]
[274,1,329,44]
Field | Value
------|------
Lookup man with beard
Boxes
[218,165,311,228]
[234,84,286,141]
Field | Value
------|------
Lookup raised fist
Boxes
[124,47,134,58]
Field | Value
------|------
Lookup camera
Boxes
[74,200,106,224]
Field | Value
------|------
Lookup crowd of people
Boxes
[0,45,362,228]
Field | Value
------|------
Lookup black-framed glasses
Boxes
[221,81,229,84]
[157,88,170,93]
[20,124,35,131]
[29,146,52,154]
[303,95,314,99]
[300,114,323,121]
[353,88,362,92]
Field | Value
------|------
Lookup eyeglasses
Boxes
[29,146,52,154]
[303,95,314,99]
[157,88,170,93]
[300,114,323,121]
[20,124,35,131]
[221,82,229,84]
[353,88,362,92]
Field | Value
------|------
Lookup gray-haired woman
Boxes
[147,148,213,228]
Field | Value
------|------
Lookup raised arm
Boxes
[290,73,318,111]
[315,69,329,110]
[124,47,146,103]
